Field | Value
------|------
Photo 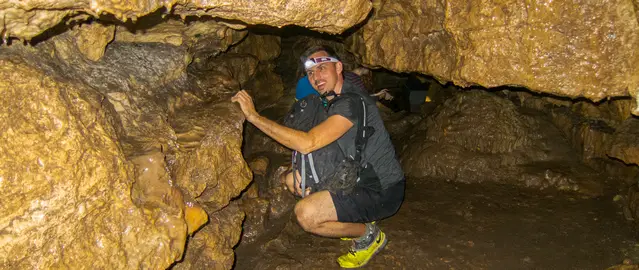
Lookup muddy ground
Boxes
[235,177,639,269]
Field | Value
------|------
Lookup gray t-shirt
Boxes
[327,80,404,189]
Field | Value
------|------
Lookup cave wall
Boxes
[347,0,639,104]
[3,0,639,104]
[0,0,371,40]
[0,17,269,268]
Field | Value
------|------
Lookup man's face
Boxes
[305,51,343,94]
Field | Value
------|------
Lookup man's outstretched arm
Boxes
[232,90,352,154]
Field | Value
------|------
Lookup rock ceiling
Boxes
[2,0,638,111]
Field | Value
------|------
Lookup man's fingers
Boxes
[231,90,250,101]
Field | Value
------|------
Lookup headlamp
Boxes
[304,56,339,70]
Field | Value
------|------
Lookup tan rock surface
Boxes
[348,0,639,102]
[239,156,296,245]
[1,27,259,268]
[0,57,185,269]
[609,118,639,166]
[400,90,603,196]
[1,0,371,40]
[173,203,245,270]
[203,53,260,87]
[171,102,253,212]
[114,18,246,51]
[245,62,285,110]
[231,33,282,62]
[73,22,115,61]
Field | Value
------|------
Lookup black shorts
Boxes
[331,178,405,223]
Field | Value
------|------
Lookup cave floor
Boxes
[234,178,639,270]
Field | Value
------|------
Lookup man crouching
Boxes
[232,45,405,268]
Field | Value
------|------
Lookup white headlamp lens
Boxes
[304,57,339,70]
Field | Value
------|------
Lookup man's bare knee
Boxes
[294,200,317,232]
[294,192,337,233]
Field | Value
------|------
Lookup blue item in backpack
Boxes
[295,76,319,100]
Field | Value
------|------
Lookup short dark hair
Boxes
[299,45,339,64]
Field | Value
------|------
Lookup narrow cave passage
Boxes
[234,28,639,270]
[2,5,639,269]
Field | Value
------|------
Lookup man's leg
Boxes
[295,191,388,269]
[293,190,366,238]
[282,170,366,237]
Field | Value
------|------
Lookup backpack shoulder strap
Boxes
[330,92,369,163]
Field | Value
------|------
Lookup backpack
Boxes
[282,92,375,197]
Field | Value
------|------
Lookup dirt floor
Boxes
[235,177,639,270]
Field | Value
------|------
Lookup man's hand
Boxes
[231,90,258,122]
[283,169,311,197]
[371,88,394,101]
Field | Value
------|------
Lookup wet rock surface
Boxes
[401,90,604,196]
[238,154,296,245]
[0,57,185,269]
[500,90,639,189]
[0,0,372,40]
[235,179,638,269]
[348,0,639,102]
[173,203,245,270]
[171,102,252,212]
[0,19,260,267]
[609,118,639,166]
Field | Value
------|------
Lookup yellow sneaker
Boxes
[337,229,387,268]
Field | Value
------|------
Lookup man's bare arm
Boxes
[250,113,352,154]
[232,90,353,154]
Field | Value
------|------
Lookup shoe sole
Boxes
[341,233,388,269]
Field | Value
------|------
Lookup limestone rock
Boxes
[348,0,639,101]
[401,90,603,196]
[171,102,253,212]
[0,57,186,269]
[24,38,189,155]
[1,27,258,268]
[244,63,285,110]
[202,53,260,87]
[347,0,455,80]
[239,157,296,245]
[231,33,282,62]
[607,264,639,270]
[506,90,638,180]
[1,0,372,40]
[73,22,115,61]
[173,203,245,270]
[609,118,639,166]
[240,197,272,244]
[13,33,189,97]
[115,18,247,57]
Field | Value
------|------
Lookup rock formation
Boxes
[347,0,639,106]
[0,55,188,269]
[0,18,257,268]
[3,0,639,104]
[0,0,372,40]
[400,90,603,196]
